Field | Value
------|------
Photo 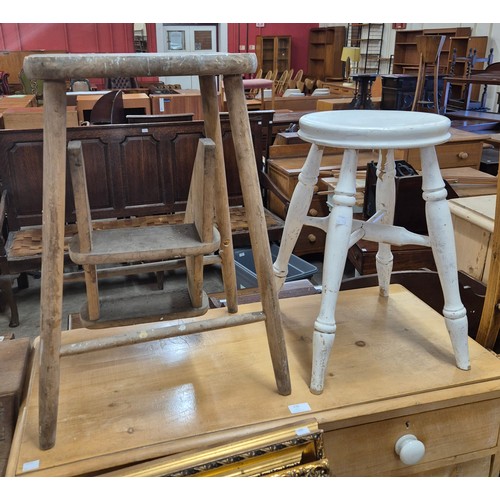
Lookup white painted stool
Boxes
[273,110,470,394]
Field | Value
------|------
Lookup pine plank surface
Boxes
[7,285,500,476]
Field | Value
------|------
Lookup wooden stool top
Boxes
[23,52,257,80]
[298,110,451,149]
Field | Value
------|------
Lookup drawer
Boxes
[330,86,355,97]
[403,141,483,170]
[293,226,326,256]
[323,398,500,476]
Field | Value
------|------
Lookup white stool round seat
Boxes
[298,110,451,149]
[274,108,470,395]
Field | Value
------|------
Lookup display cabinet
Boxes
[255,36,291,78]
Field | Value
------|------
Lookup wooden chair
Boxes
[18,68,43,104]
[288,69,303,90]
[23,51,291,450]
[0,71,10,95]
[411,35,445,113]
[88,90,125,124]
[67,138,220,326]
[69,78,92,92]
[105,76,139,89]
[274,70,289,97]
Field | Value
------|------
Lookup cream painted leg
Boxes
[420,146,470,370]
[310,149,358,395]
[273,144,324,290]
[375,149,396,297]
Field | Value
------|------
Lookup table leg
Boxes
[420,146,470,371]
[311,149,358,395]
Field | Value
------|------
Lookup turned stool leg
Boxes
[311,149,358,395]
[273,144,324,290]
[375,149,396,296]
[420,146,470,370]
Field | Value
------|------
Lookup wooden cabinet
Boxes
[392,27,472,75]
[398,127,484,170]
[307,27,346,81]
[149,90,204,120]
[449,194,495,284]
[7,288,500,476]
[255,36,291,77]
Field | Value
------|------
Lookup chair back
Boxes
[70,79,92,92]
[105,77,139,89]
[89,90,125,125]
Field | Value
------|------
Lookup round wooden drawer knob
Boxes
[395,434,426,465]
[309,208,318,216]
[457,151,469,159]
[307,234,317,243]
[313,185,319,193]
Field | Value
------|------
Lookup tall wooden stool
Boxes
[23,52,291,450]
[273,110,470,394]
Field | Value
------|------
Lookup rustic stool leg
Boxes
[199,75,238,314]
[39,80,68,450]
[311,149,358,395]
[420,146,470,370]
[224,74,291,396]
[375,149,396,297]
[0,276,20,327]
[273,144,324,289]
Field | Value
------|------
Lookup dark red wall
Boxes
[0,23,136,52]
[227,23,319,75]
[0,23,317,85]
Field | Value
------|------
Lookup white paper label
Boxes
[22,460,40,472]
[288,402,311,414]
[295,426,311,436]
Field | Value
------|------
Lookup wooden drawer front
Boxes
[404,142,483,170]
[294,226,326,256]
[323,398,500,476]
[329,85,355,97]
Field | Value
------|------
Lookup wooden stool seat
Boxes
[69,224,221,265]
[274,109,470,394]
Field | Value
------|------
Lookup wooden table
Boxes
[6,288,500,476]
[0,94,37,112]
[76,92,151,122]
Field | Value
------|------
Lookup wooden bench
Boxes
[0,116,286,325]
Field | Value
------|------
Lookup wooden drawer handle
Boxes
[313,185,319,193]
[395,434,426,465]
[457,151,469,159]
[309,208,318,216]
[307,233,317,243]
